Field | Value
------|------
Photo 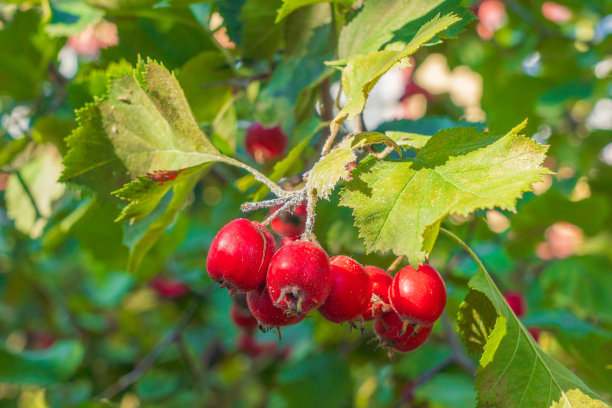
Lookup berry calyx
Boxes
[374,311,432,353]
[270,202,307,238]
[246,286,304,331]
[206,219,275,292]
[389,264,446,325]
[266,241,331,316]
[319,256,372,323]
[245,122,288,163]
[231,293,258,330]
[361,266,393,321]
[504,292,527,318]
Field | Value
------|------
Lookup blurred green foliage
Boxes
[0,0,611,407]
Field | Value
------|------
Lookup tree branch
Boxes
[15,170,42,219]
[97,300,202,400]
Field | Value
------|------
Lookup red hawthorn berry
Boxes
[504,292,527,318]
[389,265,446,325]
[237,333,263,357]
[149,275,190,299]
[206,219,275,293]
[319,256,372,323]
[245,122,288,163]
[29,331,56,350]
[231,294,258,330]
[266,241,331,316]
[246,286,304,330]
[361,266,393,321]
[374,311,432,353]
[270,202,307,238]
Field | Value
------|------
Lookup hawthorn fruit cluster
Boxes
[206,209,447,354]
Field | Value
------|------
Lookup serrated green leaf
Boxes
[275,0,352,22]
[307,132,400,198]
[340,121,551,265]
[112,165,207,222]
[338,0,469,59]
[385,131,431,151]
[351,132,402,156]
[62,59,235,210]
[330,13,461,137]
[123,171,202,273]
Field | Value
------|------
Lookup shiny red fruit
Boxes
[206,219,275,292]
[245,122,288,163]
[270,202,307,238]
[504,292,527,318]
[374,311,432,352]
[361,266,393,321]
[231,294,258,330]
[389,265,446,325]
[319,256,372,323]
[266,241,331,316]
[247,286,304,330]
[149,275,190,299]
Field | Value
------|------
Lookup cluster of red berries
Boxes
[206,207,448,354]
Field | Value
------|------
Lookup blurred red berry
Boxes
[150,275,190,299]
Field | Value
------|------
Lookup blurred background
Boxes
[0,0,611,407]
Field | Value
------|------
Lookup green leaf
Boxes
[414,373,477,408]
[458,268,609,407]
[277,353,352,408]
[258,4,335,125]
[539,256,612,324]
[240,0,284,59]
[6,147,66,238]
[177,51,234,123]
[340,121,551,265]
[378,116,486,152]
[384,131,429,151]
[330,13,461,137]
[0,340,84,385]
[307,132,400,198]
[338,0,468,59]
[46,0,104,37]
[0,9,60,100]
[275,0,352,22]
[122,171,203,273]
[62,58,230,205]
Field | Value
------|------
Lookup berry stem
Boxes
[220,156,291,198]
[241,196,291,213]
[387,255,405,273]
[300,188,318,242]
[439,227,487,274]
